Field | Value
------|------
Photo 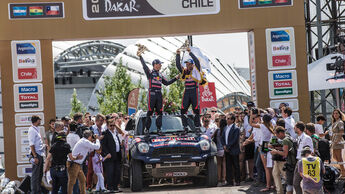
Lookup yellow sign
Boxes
[302,157,321,183]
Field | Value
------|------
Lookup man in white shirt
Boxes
[28,115,45,194]
[243,102,255,138]
[282,107,297,139]
[201,113,215,139]
[91,114,105,136]
[293,121,314,194]
[67,130,101,194]
[314,115,326,138]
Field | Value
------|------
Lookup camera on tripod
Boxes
[326,56,345,77]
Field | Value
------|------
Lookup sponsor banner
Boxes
[248,31,257,104]
[270,99,299,111]
[272,42,290,55]
[128,108,136,117]
[292,112,300,122]
[273,80,292,88]
[83,0,220,20]
[266,27,296,70]
[17,55,37,67]
[9,2,64,19]
[11,40,42,83]
[16,127,45,163]
[199,82,217,110]
[272,55,291,67]
[17,165,32,178]
[14,83,44,112]
[239,0,292,9]
[128,88,139,109]
[18,68,38,80]
[268,70,298,99]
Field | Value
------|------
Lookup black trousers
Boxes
[104,158,121,190]
[181,87,200,128]
[225,152,240,184]
[146,91,163,131]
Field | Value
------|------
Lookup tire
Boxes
[130,159,143,192]
[121,167,130,188]
[206,156,218,187]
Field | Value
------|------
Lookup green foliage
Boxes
[163,58,185,113]
[97,60,135,115]
[70,88,86,117]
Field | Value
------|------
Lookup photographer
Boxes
[270,126,296,194]
[67,130,101,194]
[44,132,83,194]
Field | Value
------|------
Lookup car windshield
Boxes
[137,115,195,135]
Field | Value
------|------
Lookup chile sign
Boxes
[83,0,220,20]
[268,70,298,99]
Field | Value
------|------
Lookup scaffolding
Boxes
[305,0,345,126]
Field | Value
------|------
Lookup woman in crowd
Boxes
[212,113,227,186]
[250,113,274,192]
[331,108,345,176]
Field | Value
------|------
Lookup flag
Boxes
[243,0,256,6]
[46,6,60,15]
[13,7,27,16]
[258,0,272,4]
[29,6,43,16]
[275,0,288,3]
[181,47,211,73]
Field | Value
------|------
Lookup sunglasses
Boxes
[211,111,217,113]
[124,117,129,120]
[109,125,116,127]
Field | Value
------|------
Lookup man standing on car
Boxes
[176,47,203,131]
[138,49,179,134]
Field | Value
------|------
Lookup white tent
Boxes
[308,53,345,91]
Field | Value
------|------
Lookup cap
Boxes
[247,101,255,107]
[56,132,67,140]
[152,59,163,65]
[184,59,194,64]
[61,116,71,121]
[301,146,312,156]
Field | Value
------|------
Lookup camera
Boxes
[283,163,295,172]
[251,108,258,115]
[326,56,345,77]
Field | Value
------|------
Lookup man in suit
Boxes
[221,113,241,186]
[101,117,123,193]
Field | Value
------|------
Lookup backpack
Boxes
[286,135,297,165]
[318,138,330,162]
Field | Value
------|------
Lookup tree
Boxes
[70,88,86,117]
[137,76,148,111]
[97,60,135,115]
[162,57,185,113]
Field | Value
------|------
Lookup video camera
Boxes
[326,56,345,77]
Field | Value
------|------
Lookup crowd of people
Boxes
[29,112,130,194]
[203,102,344,194]
[27,100,345,194]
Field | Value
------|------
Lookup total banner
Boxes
[83,0,220,20]
[199,82,217,110]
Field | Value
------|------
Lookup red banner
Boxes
[199,82,217,110]
[18,68,37,80]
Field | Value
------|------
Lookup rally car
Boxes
[122,111,218,192]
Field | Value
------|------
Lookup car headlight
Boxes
[137,143,149,153]
[199,140,210,151]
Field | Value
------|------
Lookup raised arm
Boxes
[188,49,201,71]
[176,50,183,73]
[139,56,150,79]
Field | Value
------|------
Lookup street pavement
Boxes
[118,181,345,194]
